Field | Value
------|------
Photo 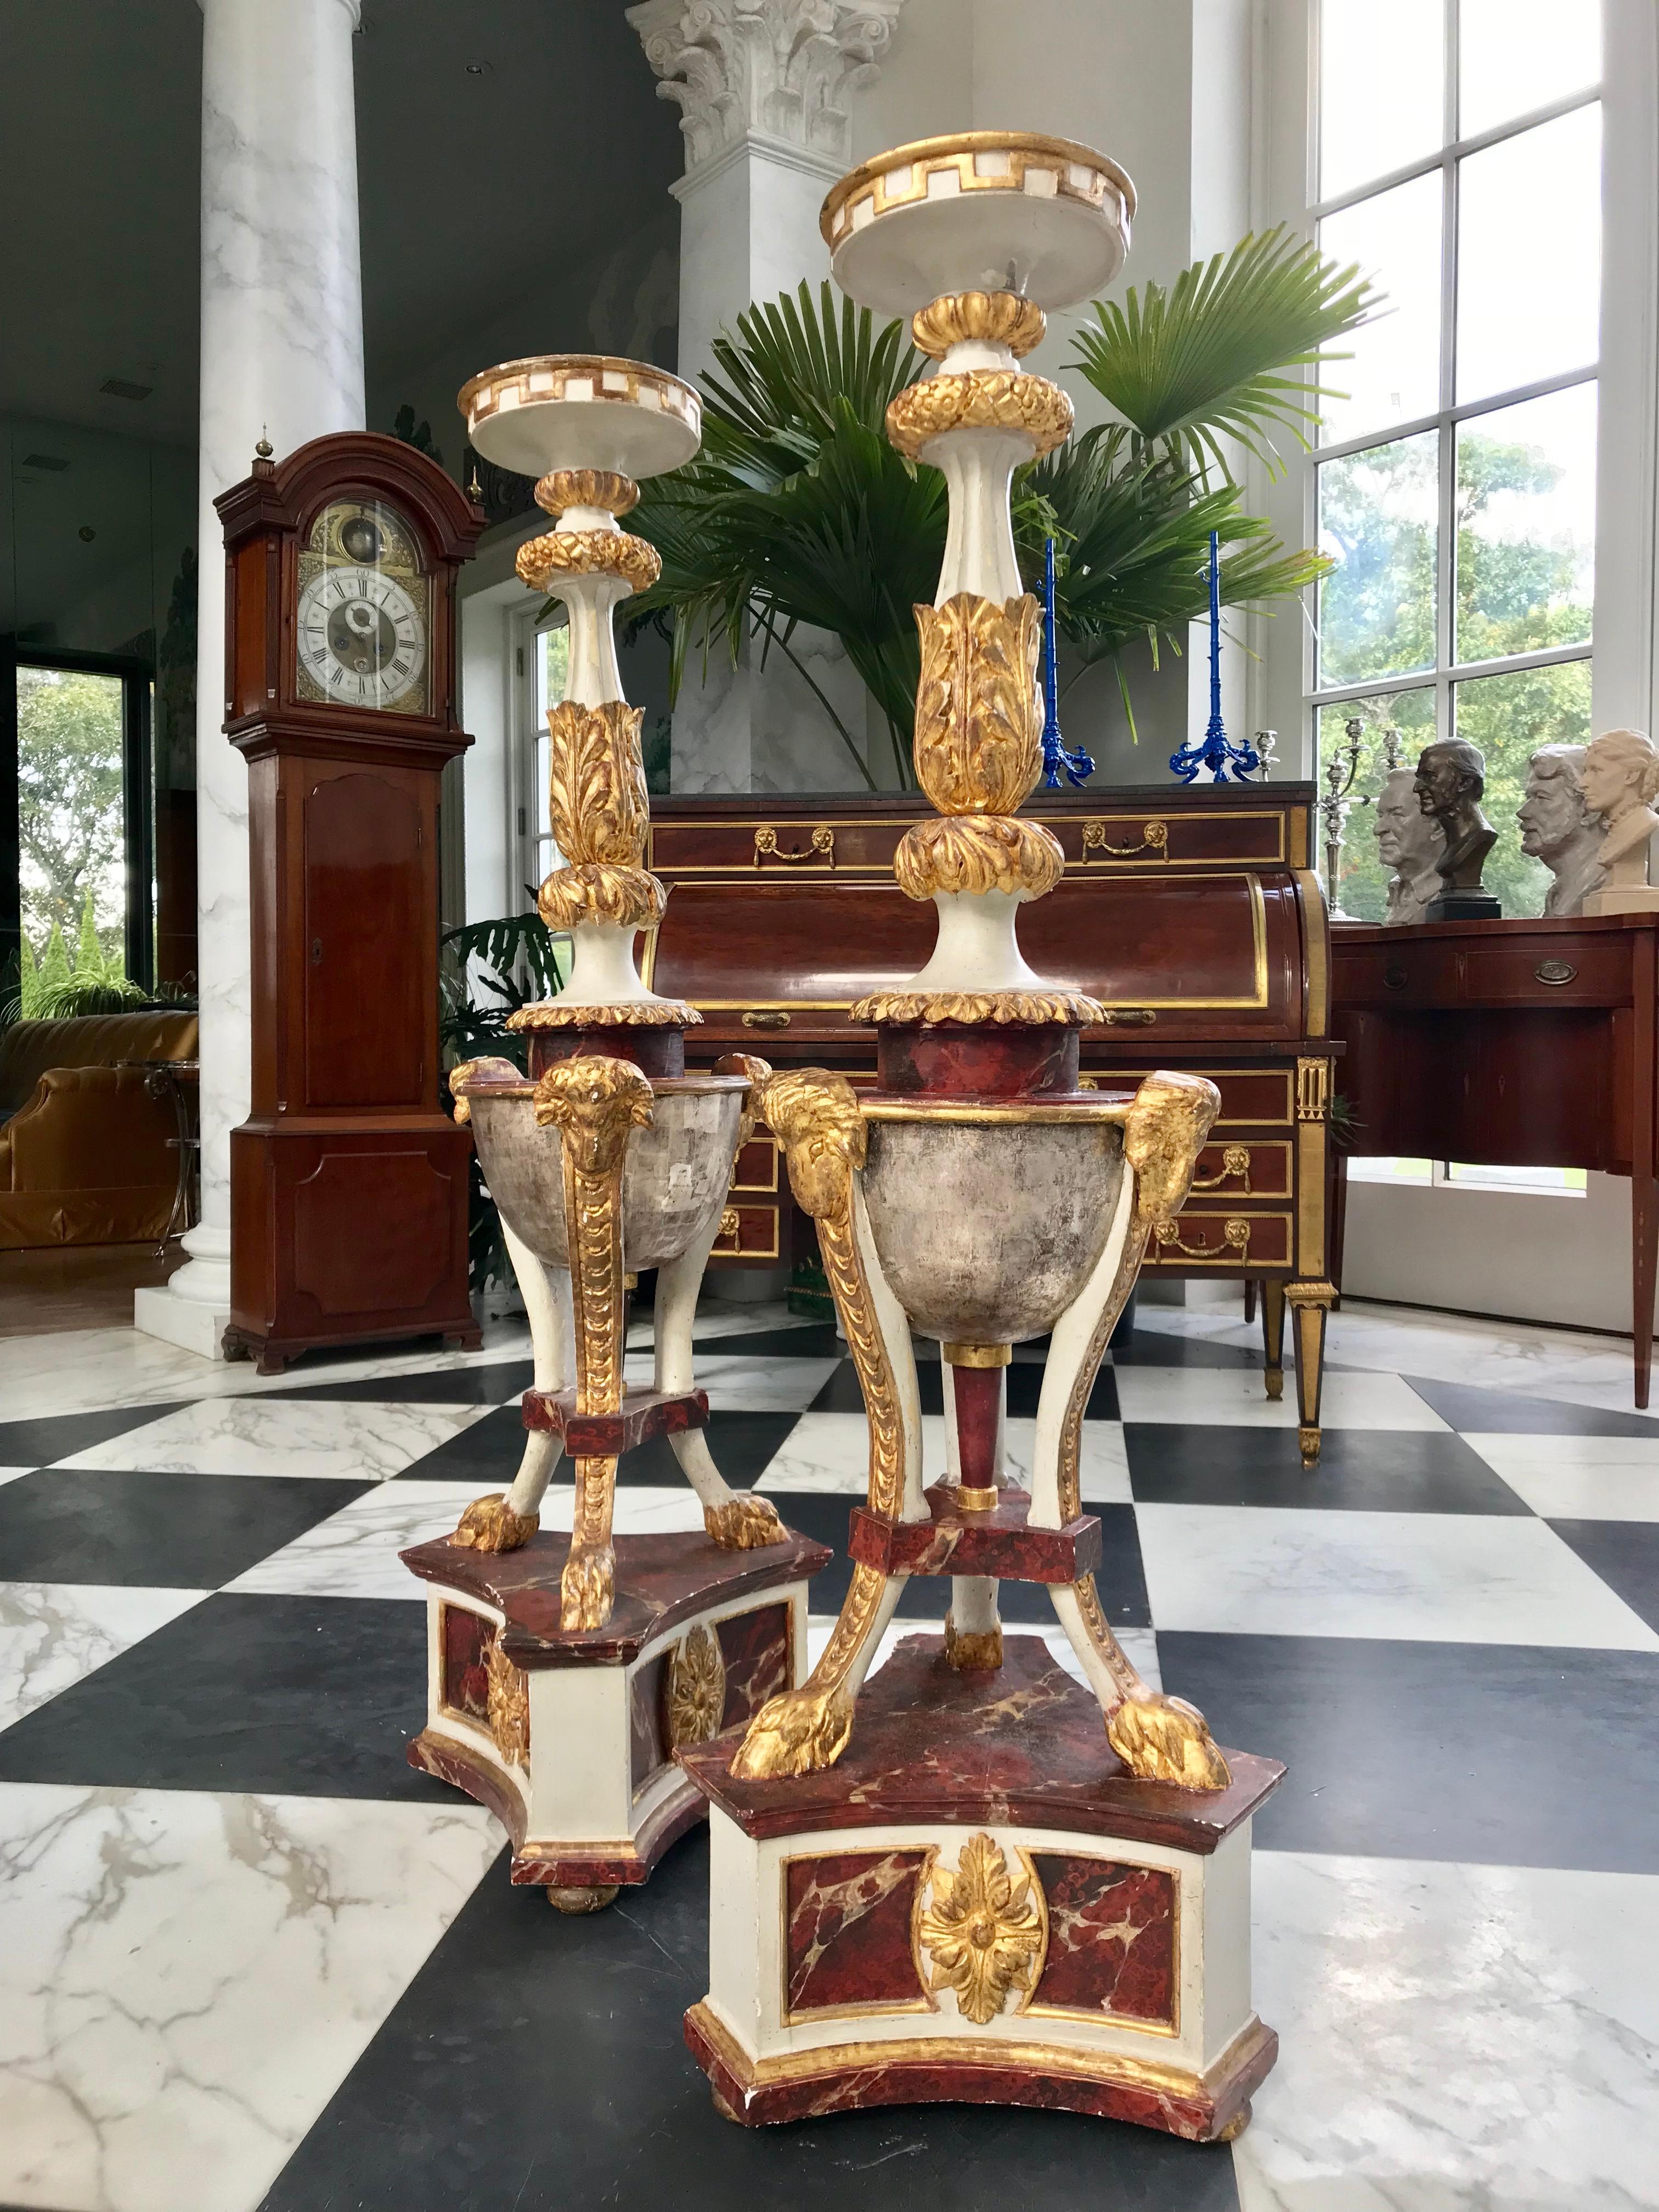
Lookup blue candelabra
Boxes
[1168,530,1260,786]
[1040,537,1093,789]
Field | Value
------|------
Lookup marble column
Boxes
[627,0,905,793]
[136,0,366,1357]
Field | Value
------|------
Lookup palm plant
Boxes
[627,227,1379,781]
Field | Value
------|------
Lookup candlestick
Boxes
[1168,530,1260,785]
[1039,536,1094,790]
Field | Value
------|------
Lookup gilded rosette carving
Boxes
[911,290,1047,360]
[516,528,661,599]
[1124,1070,1222,1234]
[848,988,1107,1028]
[534,468,638,518]
[887,370,1074,460]
[544,700,649,867]
[893,815,1064,903]
[664,1622,727,1750]
[535,863,665,934]
[913,593,1043,816]
[914,1835,1047,2023]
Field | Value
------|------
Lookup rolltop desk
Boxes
[644,783,1339,1463]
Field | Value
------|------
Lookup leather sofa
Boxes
[0,1009,200,1249]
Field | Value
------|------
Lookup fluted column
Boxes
[137,0,365,1356]
[628,0,905,793]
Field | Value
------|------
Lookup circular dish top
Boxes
[821,131,1134,320]
[458,356,701,482]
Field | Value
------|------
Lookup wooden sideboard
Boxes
[646,786,1340,1463]
[1331,912,1659,1405]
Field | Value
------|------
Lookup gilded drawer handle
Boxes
[1081,818,1168,863]
[717,1207,741,1243]
[742,1008,791,1030]
[1154,1216,1251,1260]
[1534,959,1577,986]
[1189,1143,1252,1194]
[754,825,834,867]
[1106,1007,1158,1025]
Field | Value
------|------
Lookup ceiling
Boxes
[0,0,684,453]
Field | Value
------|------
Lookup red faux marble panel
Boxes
[784,1849,931,2018]
[716,1602,791,1728]
[1029,1853,1177,2025]
[438,1604,492,1723]
[630,1652,669,1795]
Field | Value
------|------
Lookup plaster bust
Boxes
[1414,737,1497,894]
[1374,767,1444,925]
[1581,728,1659,889]
[1516,744,1606,917]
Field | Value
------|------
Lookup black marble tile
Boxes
[392,1406,804,1491]
[257,1828,1239,2212]
[693,1322,847,1360]
[1402,1374,1659,1437]
[266,1360,533,1406]
[1546,1520,1659,1635]
[0,1469,371,1587]
[1160,1630,1659,1874]
[1107,1331,1263,1371]
[1125,1425,1531,1514]
[808,1358,1119,1421]
[773,1494,1149,1629]
[391,1404,529,1480]
[0,1399,188,1470]
[0,1593,449,1801]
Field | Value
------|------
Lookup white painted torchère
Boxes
[672,134,1286,2141]
[400,356,827,1911]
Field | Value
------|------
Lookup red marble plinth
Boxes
[949,1361,1003,1488]
[527,1024,686,1078]
[848,1485,1102,1584]
[521,1383,708,1455]
[679,1634,1282,1852]
[401,1525,830,1668]
[876,1022,1080,1097]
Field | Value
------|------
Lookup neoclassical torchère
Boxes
[675,133,1284,2140]
[402,356,827,1909]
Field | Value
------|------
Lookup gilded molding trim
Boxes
[535,862,667,933]
[821,130,1137,251]
[1296,1057,1330,1121]
[544,699,649,868]
[508,995,702,1029]
[894,815,1063,901]
[534,467,639,518]
[517,527,662,599]
[486,1637,530,1767]
[664,1622,726,1750]
[887,370,1073,460]
[848,988,1108,1028]
[459,354,699,443]
[911,290,1047,360]
[913,1835,1048,2024]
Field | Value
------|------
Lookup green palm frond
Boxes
[1071,225,1380,482]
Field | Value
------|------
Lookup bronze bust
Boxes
[1414,738,1500,919]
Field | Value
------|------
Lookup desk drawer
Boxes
[1090,1066,1296,1127]
[1188,1137,1293,1199]
[729,1137,778,1193]
[650,817,906,877]
[710,1202,781,1262]
[1144,1207,1293,1271]
[1339,938,1631,1007]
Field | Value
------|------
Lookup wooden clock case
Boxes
[217,432,485,1373]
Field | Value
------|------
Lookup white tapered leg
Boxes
[503,1218,573,1520]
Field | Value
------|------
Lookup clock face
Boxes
[295,500,431,714]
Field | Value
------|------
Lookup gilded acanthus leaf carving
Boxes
[545,700,649,867]
[893,814,1064,902]
[911,290,1047,360]
[915,1834,1047,2023]
[887,371,1074,460]
[912,593,1043,818]
[516,528,661,597]
[664,1622,726,1750]
[536,862,665,933]
[486,1636,530,1767]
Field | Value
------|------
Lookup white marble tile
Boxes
[691,1301,819,1344]
[621,1350,840,1412]
[754,1412,868,1493]
[757,1412,1131,1500]
[54,1400,492,1483]
[1237,1851,1659,2212]
[1135,1504,1659,1649]
[0,1782,500,2212]
[226,1483,710,1601]
[0,1587,207,1734]
[1113,1365,1449,1431]
[0,1469,32,1489]
[1464,1432,1659,1521]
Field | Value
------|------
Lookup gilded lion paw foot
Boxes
[704,1495,786,1549]
[560,1542,617,1632]
[450,1493,540,1552]
[729,1684,855,1780]
[1106,1694,1232,1791]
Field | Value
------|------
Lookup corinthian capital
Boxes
[627,0,905,171]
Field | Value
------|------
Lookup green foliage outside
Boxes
[16,666,127,971]
[1318,431,1590,921]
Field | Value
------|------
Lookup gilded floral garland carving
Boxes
[847,988,1108,1028]
[912,592,1043,816]
[544,701,649,867]
[508,997,702,1030]
[911,290,1046,360]
[535,862,666,933]
[893,815,1063,902]
[887,371,1073,460]
[914,1834,1047,2023]
[516,528,661,598]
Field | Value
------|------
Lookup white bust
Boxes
[1374,768,1444,926]
[1517,744,1607,916]
[1582,729,1659,889]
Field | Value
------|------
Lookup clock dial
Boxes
[295,500,431,714]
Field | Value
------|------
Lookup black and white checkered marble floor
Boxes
[2,1292,1657,2211]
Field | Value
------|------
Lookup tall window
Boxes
[525,622,571,899]
[1311,0,1602,922]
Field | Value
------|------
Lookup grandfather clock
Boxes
[217,432,485,1373]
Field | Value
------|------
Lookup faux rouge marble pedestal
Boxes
[679,1637,1283,2137]
[403,1525,828,1908]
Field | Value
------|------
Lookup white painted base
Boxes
[133,1284,230,1362]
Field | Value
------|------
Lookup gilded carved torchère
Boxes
[678,137,1283,2140]
[402,358,826,1912]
